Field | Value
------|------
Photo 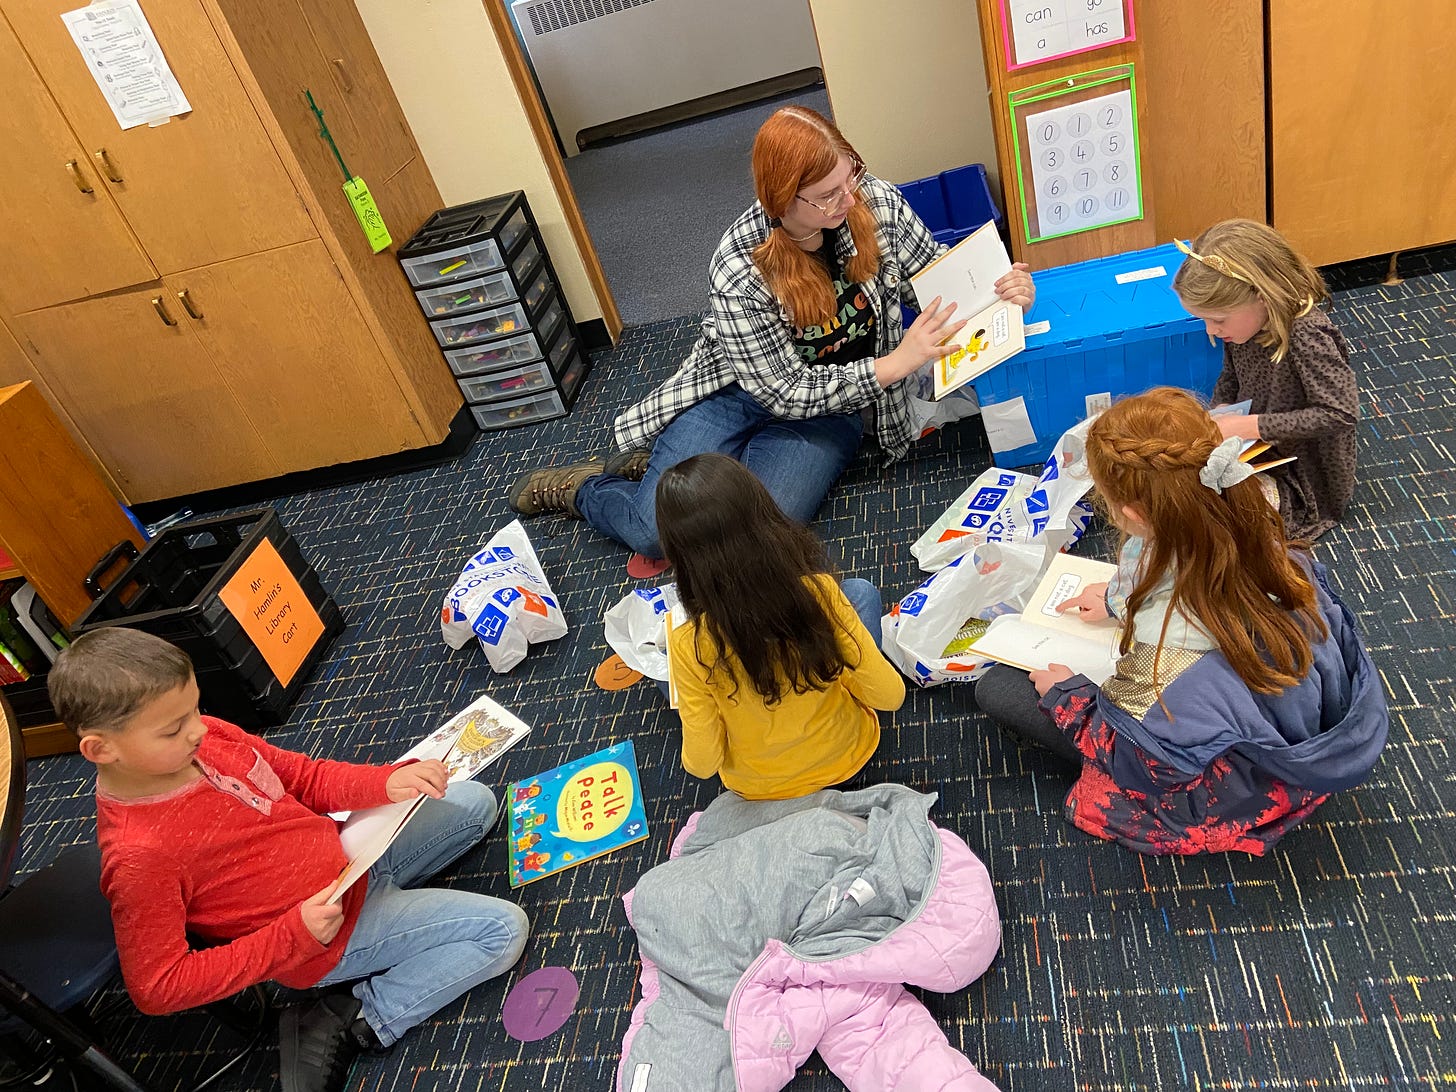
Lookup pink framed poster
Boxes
[998,0,1136,71]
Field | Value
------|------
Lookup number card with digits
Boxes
[1009,64,1143,244]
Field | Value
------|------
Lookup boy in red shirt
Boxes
[49,628,529,1092]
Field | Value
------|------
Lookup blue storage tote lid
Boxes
[1019,242,1200,358]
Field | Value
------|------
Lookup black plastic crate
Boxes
[71,509,345,728]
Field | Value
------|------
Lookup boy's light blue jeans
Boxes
[576,385,864,559]
[314,781,529,1046]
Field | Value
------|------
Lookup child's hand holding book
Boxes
[301,884,347,945]
[385,759,449,802]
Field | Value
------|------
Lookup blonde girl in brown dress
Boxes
[1172,220,1357,540]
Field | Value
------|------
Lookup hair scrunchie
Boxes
[1199,436,1256,494]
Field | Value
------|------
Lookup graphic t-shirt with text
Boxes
[793,244,876,369]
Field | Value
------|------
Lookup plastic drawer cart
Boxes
[398,192,593,431]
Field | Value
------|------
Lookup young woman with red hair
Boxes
[508,105,1034,558]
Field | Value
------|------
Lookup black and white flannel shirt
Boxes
[612,174,943,462]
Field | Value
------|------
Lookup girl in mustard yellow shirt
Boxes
[656,453,905,800]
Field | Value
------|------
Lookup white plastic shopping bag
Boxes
[911,417,1096,571]
[881,540,1049,687]
[440,520,566,672]
[603,584,681,682]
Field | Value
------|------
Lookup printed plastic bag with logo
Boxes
[440,520,566,672]
[911,417,1097,571]
[881,539,1049,687]
[603,584,681,682]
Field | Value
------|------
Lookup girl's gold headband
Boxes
[1174,238,1254,285]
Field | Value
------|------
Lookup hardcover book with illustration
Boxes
[329,694,531,903]
[909,221,1027,399]
[968,552,1121,684]
[506,741,649,887]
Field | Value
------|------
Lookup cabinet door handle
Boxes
[331,58,353,92]
[65,159,95,194]
[177,288,204,321]
[151,296,178,326]
[94,147,123,183]
[65,157,95,193]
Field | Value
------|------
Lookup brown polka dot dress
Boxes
[1212,308,1357,540]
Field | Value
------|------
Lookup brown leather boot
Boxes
[507,458,606,518]
[603,448,651,482]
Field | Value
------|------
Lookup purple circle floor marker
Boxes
[501,966,580,1042]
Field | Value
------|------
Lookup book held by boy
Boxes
[506,741,649,888]
[328,694,531,903]
[967,552,1120,684]
[908,221,1027,400]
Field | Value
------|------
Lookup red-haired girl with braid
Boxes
[975,387,1387,856]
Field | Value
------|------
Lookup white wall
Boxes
[354,0,603,322]
[809,0,1001,202]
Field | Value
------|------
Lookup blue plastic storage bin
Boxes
[897,164,1001,238]
[970,242,1222,468]
[897,177,952,233]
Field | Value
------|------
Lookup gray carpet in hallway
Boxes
[563,86,832,327]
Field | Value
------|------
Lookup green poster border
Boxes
[1009,62,1144,245]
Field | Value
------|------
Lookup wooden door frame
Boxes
[480,1,623,342]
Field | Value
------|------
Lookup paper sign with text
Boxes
[218,538,325,687]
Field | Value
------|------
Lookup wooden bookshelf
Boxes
[0,381,144,757]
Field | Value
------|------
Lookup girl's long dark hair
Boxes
[656,453,856,705]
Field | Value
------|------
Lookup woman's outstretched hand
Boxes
[876,297,968,388]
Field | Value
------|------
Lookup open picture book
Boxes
[967,552,1121,685]
[909,221,1027,400]
[328,694,531,904]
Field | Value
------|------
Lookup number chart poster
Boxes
[998,0,1135,71]
[1009,66,1143,243]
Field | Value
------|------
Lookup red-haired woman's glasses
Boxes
[795,160,867,216]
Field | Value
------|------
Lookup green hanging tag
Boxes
[343,176,391,253]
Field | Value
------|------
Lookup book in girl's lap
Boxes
[975,388,1388,856]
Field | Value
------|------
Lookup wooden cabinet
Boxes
[4,0,316,274]
[0,15,155,314]
[10,283,281,499]
[0,0,461,503]
[1270,1,1456,265]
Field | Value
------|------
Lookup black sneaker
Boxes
[278,991,364,1092]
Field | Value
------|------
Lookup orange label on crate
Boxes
[218,539,325,688]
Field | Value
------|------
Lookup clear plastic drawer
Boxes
[459,360,555,404]
[415,270,516,318]
[401,238,505,287]
[431,302,529,348]
[470,389,565,431]
[444,330,547,377]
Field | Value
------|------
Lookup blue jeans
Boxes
[314,781,529,1046]
[577,386,864,558]
[656,577,883,697]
